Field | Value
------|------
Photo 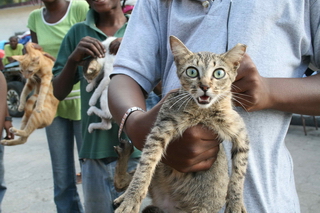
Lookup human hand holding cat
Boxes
[4,120,14,140]
[152,89,221,173]
[109,37,122,55]
[69,36,106,63]
[162,124,221,173]
[232,53,272,112]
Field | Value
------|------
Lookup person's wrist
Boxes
[118,107,146,140]
[5,116,12,122]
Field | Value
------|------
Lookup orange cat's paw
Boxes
[9,127,16,134]
[18,104,25,112]
[35,107,42,113]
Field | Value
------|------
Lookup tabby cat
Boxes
[1,42,59,146]
[82,37,117,133]
[113,36,249,213]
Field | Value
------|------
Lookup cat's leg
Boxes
[1,136,28,146]
[87,106,103,117]
[114,121,180,213]
[114,139,135,192]
[87,119,112,133]
[87,105,112,120]
[19,94,38,130]
[100,88,112,119]
[87,105,111,130]
[86,82,95,93]
[88,78,110,106]
[35,76,52,113]
[10,105,45,138]
[218,114,249,213]
[18,79,35,111]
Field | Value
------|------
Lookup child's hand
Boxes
[109,37,123,55]
[69,36,106,63]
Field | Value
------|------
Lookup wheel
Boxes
[7,81,24,117]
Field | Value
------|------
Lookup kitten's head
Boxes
[169,36,246,108]
[82,57,102,83]
[12,42,52,79]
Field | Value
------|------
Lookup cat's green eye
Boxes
[186,67,199,78]
[213,69,225,79]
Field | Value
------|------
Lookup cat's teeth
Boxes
[197,96,211,104]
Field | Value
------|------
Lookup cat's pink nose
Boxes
[200,85,209,91]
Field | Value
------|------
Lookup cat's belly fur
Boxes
[149,144,229,213]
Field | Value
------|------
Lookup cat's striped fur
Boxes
[114,36,249,213]
[1,42,59,146]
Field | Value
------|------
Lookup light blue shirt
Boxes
[113,0,320,212]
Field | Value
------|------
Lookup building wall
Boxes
[0,4,41,41]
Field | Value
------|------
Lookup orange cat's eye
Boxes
[213,69,225,79]
[186,67,199,78]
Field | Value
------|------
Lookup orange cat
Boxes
[1,43,59,146]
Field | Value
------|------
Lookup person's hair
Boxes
[9,36,19,42]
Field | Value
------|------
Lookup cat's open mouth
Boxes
[197,95,211,104]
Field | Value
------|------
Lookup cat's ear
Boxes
[169,36,192,59]
[32,56,40,64]
[223,43,247,67]
[11,55,24,62]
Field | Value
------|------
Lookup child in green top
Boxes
[52,0,141,212]
[27,0,88,212]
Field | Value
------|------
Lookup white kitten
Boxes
[84,37,117,133]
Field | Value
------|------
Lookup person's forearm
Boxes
[52,59,78,100]
[268,73,320,115]
[108,74,160,150]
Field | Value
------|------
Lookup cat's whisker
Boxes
[183,96,194,111]
[231,84,243,93]
[169,93,190,109]
[163,92,188,104]
[231,91,252,98]
[178,95,193,111]
[232,98,250,113]
[232,93,254,105]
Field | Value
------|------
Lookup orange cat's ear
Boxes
[11,55,24,62]
[223,44,247,68]
[32,56,40,63]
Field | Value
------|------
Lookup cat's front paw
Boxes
[224,201,247,213]
[9,127,17,134]
[87,106,94,116]
[114,193,141,213]
[35,107,42,113]
[88,98,97,106]
[18,104,25,112]
[1,139,13,146]
[88,124,94,133]
[86,83,95,92]
[114,139,134,158]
